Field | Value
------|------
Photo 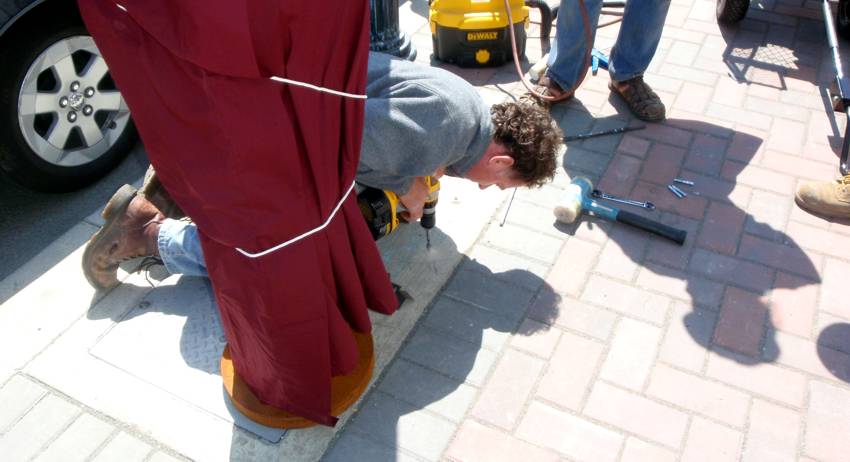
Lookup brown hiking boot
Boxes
[795,174,850,218]
[82,185,165,290]
[609,76,666,122]
[140,165,185,219]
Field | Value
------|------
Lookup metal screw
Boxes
[70,81,80,92]
[59,96,68,108]
[667,184,684,198]
[67,111,77,123]
[82,105,93,116]
[673,178,695,186]
[84,87,95,97]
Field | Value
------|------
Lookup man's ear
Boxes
[490,155,515,169]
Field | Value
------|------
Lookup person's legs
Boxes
[607,0,672,82]
[157,219,209,277]
[545,0,603,91]
[606,0,671,121]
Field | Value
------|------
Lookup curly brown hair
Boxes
[490,101,562,187]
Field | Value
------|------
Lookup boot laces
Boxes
[134,256,165,287]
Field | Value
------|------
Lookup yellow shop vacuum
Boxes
[430,0,531,67]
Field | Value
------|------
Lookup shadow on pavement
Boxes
[0,142,148,302]
[323,255,559,461]
[555,105,820,366]
[719,12,847,159]
[817,323,850,383]
[84,216,554,459]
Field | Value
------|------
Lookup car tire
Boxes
[0,15,137,192]
[716,0,749,25]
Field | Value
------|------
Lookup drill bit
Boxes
[500,188,517,226]
[426,229,431,249]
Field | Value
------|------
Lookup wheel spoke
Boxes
[90,90,123,112]
[46,119,73,148]
[82,55,109,86]
[52,56,78,90]
[78,117,104,147]
[19,91,57,116]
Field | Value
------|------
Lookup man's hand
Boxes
[398,176,429,221]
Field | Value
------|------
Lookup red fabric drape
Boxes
[77,0,398,426]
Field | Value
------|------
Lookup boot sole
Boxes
[81,184,138,290]
[794,194,850,219]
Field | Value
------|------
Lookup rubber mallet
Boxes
[554,177,687,245]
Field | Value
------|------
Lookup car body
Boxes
[0,0,137,192]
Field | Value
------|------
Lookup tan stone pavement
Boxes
[325,0,850,461]
[2,0,850,461]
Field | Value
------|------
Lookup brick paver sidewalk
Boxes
[2,0,849,460]
[325,0,850,461]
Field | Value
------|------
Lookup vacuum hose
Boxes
[504,0,592,102]
[524,0,553,39]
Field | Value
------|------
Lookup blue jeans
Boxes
[158,219,209,277]
[546,0,672,88]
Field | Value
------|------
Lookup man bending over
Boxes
[83,53,562,288]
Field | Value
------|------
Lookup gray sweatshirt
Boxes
[358,52,494,194]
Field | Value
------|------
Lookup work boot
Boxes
[82,184,165,290]
[140,165,185,219]
[795,174,850,218]
[609,75,666,122]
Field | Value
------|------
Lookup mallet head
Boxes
[553,177,593,224]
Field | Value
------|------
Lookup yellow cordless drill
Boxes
[356,176,440,247]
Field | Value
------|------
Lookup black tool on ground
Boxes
[564,124,646,142]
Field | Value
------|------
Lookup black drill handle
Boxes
[616,210,687,245]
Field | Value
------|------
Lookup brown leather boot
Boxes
[82,184,165,290]
[140,165,185,219]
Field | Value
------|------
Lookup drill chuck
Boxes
[421,201,437,229]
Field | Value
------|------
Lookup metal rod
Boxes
[564,124,646,142]
[500,188,518,226]
[670,184,688,197]
[843,112,850,175]
[821,0,850,175]
[667,184,684,198]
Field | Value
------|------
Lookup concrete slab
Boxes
[19,175,506,461]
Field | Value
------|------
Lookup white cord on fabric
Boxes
[269,76,367,99]
[233,75,367,258]
[235,180,357,258]
[113,0,365,259]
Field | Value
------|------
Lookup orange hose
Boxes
[504,0,618,102]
